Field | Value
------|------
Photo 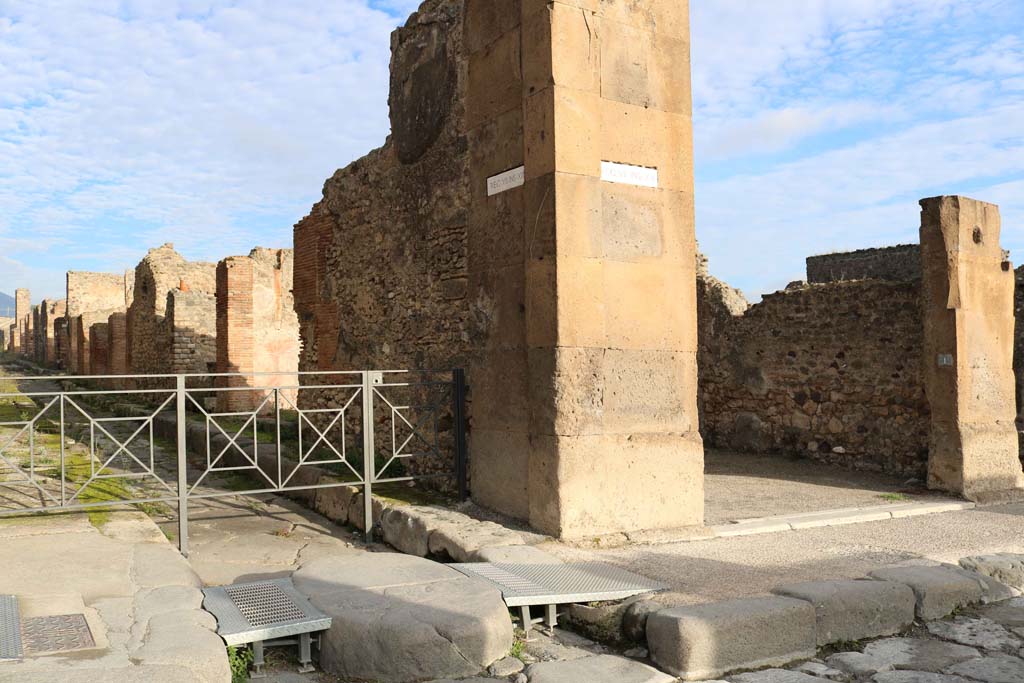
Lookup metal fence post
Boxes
[176,375,189,557]
[452,368,468,502]
[361,371,375,543]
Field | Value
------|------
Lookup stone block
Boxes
[603,260,697,352]
[772,580,916,646]
[313,482,359,524]
[466,28,522,131]
[526,654,674,683]
[427,519,525,563]
[293,555,513,682]
[522,2,600,96]
[960,554,1024,591]
[525,256,606,349]
[464,0,520,54]
[646,596,816,680]
[524,86,601,181]
[469,428,531,521]
[868,565,989,620]
[600,102,693,193]
[528,430,704,538]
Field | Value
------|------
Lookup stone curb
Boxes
[711,500,976,537]
[644,555,1021,681]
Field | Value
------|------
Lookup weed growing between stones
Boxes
[227,645,254,683]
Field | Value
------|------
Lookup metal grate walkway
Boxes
[203,578,332,676]
[450,562,667,633]
[0,595,22,661]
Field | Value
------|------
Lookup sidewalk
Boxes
[0,510,229,682]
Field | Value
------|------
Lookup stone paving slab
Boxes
[525,654,675,683]
[0,511,229,683]
[773,580,916,646]
[647,596,815,680]
[868,565,989,620]
[860,637,980,672]
[293,553,513,682]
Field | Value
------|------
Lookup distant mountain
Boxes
[0,292,15,318]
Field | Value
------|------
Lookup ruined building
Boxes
[36,299,67,366]
[65,271,133,374]
[699,197,1024,497]
[127,244,216,378]
[295,0,702,538]
[14,289,30,355]
[216,248,299,412]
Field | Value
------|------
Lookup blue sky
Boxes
[1,0,1022,302]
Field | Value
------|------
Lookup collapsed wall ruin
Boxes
[127,244,216,379]
[296,0,702,537]
[216,248,299,412]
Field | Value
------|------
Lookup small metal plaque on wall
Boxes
[487,166,525,197]
[937,353,954,368]
[600,161,659,188]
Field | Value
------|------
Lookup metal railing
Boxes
[0,369,468,555]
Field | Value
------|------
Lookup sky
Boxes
[0,0,1022,302]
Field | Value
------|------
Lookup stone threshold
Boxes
[710,499,976,538]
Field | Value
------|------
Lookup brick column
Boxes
[465,0,702,538]
[216,257,256,412]
[14,289,29,355]
[920,196,1024,500]
[89,323,110,376]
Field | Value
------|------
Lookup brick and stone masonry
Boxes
[65,271,133,372]
[107,313,128,378]
[1015,265,1024,438]
[216,248,299,413]
[89,322,110,376]
[74,308,121,375]
[0,318,12,352]
[296,0,702,538]
[14,289,30,355]
[127,244,215,380]
[38,299,67,367]
[698,273,930,477]
[807,245,922,284]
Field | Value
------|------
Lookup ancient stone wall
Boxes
[293,0,470,497]
[807,245,922,284]
[14,289,30,355]
[89,322,110,376]
[1016,266,1024,435]
[53,318,67,369]
[0,318,12,352]
[107,313,128,378]
[38,299,66,366]
[75,309,121,375]
[66,271,132,317]
[216,248,299,412]
[166,288,217,375]
[127,244,216,378]
[295,0,468,381]
[699,275,931,477]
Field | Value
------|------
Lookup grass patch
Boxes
[509,629,527,661]
[878,492,910,502]
[227,645,254,683]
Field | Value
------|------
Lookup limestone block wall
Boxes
[807,245,922,284]
[167,288,217,375]
[127,244,216,378]
[699,276,931,477]
[89,322,110,376]
[216,248,299,412]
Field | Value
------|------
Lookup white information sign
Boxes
[601,161,659,188]
[487,166,526,197]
